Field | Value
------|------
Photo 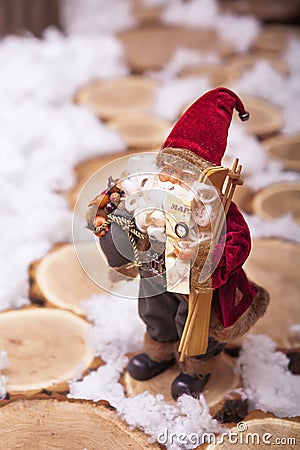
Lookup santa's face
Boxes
[158,164,198,188]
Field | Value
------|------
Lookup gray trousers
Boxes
[139,270,225,360]
[100,214,225,360]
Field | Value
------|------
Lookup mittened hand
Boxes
[94,215,109,238]
[94,216,106,227]
[173,241,196,261]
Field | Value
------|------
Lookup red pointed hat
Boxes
[162,87,249,166]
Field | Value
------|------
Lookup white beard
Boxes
[121,174,198,242]
[119,155,219,245]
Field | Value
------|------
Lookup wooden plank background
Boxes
[0,0,61,36]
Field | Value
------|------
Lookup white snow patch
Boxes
[0,375,6,400]
[153,77,211,121]
[118,392,222,448]
[225,122,268,177]
[82,294,145,362]
[246,165,300,191]
[61,0,136,35]
[289,324,300,335]
[149,47,220,81]
[0,351,9,400]
[244,214,300,244]
[0,102,125,312]
[231,61,288,108]
[0,351,9,372]
[284,37,300,75]
[237,335,300,418]
[69,360,128,406]
[215,13,260,54]
[283,38,300,134]
[163,0,260,52]
[0,30,127,312]
[0,29,127,105]
[163,0,219,29]
[142,0,170,6]
[231,49,300,134]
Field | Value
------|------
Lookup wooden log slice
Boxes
[29,243,102,316]
[65,152,128,211]
[124,353,240,413]
[240,239,300,349]
[253,25,300,54]
[262,133,300,171]
[118,26,233,73]
[180,65,237,88]
[238,95,283,139]
[207,411,300,449]
[252,182,300,224]
[0,395,159,450]
[108,114,172,150]
[74,76,159,120]
[131,0,164,24]
[226,52,289,78]
[30,242,140,314]
[0,308,96,394]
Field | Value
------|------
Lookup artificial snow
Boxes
[237,335,300,418]
[0,31,126,312]
[0,30,128,105]
[226,122,300,191]
[82,294,144,362]
[245,161,300,191]
[284,37,300,75]
[0,351,9,372]
[0,376,6,401]
[215,13,260,54]
[61,0,136,35]
[289,324,300,335]
[142,0,170,6]
[163,0,260,52]
[0,101,125,312]
[244,214,300,244]
[153,77,211,121]
[231,61,288,104]
[149,47,220,81]
[118,392,221,448]
[163,0,220,30]
[0,351,9,400]
[231,52,300,134]
[225,122,269,176]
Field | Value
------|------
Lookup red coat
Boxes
[211,202,257,328]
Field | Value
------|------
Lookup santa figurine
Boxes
[87,87,270,400]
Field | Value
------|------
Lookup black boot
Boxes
[171,372,210,400]
[128,353,176,381]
